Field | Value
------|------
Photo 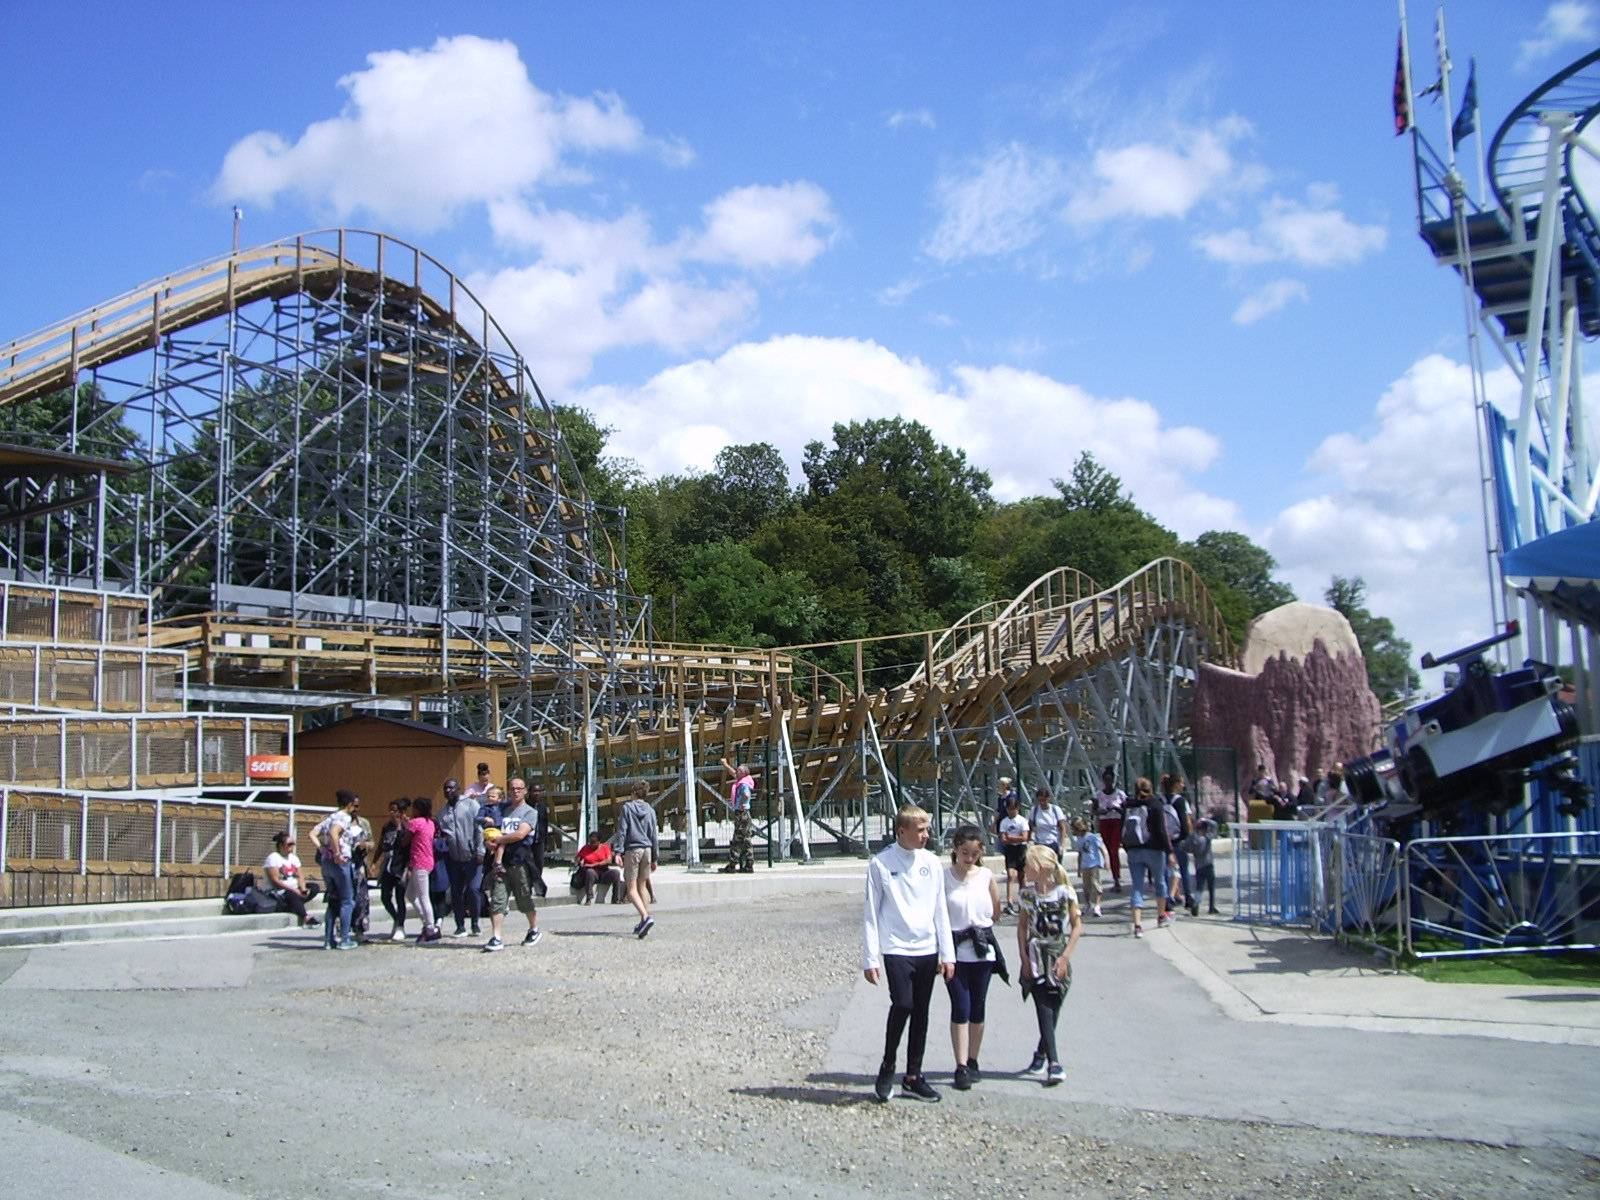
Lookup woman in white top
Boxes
[943,824,1001,1091]
[263,831,320,928]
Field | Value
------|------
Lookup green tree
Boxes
[1325,576,1419,702]
[802,417,992,559]
[1181,531,1296,615]
[674,540,824,647]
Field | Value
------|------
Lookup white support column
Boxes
[780,714,810,862]
[154,797,162,879]
[681,717,700,868]
[581,720,597,847]
[79,794,89,875]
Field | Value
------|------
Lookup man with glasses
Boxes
[508,779,550,898]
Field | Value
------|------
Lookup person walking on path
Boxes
[1029,785,1068,858]
[719,760,756,874]
[1091,767,1126,892]
[1072,816,1106,918]
[481,785,542,952]
[862,804,955,1104]
[437,778,483,938]
[1122,777,1171,939]
[405,797,441,944]
[615,781,660,938]
[1166,774,1197,916]
[1016,844,1082,1088]
[311,790,365,949]
[997,795,1030,915]
[943,824,1003,1091]
[991,776,1019,837]
[1185,817,1219,914]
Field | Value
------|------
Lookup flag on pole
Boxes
[1452,57,1477,148]
[1393,31,1412,135]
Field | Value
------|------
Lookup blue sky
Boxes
[2,1,1596,678]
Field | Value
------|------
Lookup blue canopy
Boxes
[1501,521,1600,630]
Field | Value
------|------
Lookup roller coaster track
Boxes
[0,230,1237,849]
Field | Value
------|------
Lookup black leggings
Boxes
[275,890,309,923]
[1031,984,1064,1064]
[1195,862,1216,909]
[882,953,938,1077]
[381,873,406,927]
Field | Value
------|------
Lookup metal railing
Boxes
[1230,820,1334,928]
[0,641,185,712]
[1402,830,1600,959]
[1,789,335,900]
[0,713,291,791]
[0,580,150,646]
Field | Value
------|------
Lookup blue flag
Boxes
[1452,58,1478,148]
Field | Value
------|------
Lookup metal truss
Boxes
[0,231,654,740]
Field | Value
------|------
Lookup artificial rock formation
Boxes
[1192,602,1383,795]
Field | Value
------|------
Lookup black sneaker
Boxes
[522,927,542,947]
[966,1058,981,1083]
[873,1061,894,1103]
[482,936,504,953]
[636,917,654,939]
[900,1075,940,1103]
[1024,1052,1047,1076]
[951,1064,972,1091]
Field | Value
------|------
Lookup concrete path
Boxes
[822,907,1600,1152]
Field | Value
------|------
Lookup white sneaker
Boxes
[1091,904,1102,918]
[389,928,406,942]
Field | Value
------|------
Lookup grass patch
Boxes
[1408,949,1600,988]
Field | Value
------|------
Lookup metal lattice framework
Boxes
[1412,49,1600,681]
[0,230,650,738]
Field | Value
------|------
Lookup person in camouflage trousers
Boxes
[720,759,756,873]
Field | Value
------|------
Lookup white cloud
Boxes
[1518,2,1598,70]
[924,143,1069,262]
[1197,189,1386,269]
[214,35,671,230]
[1064,117,1259,225]
[1266,355,1517,681]
[214,36,839,390]
[470,185,836,389]
[888,109,936,131]
[1232,278,1308,325]
[924,120,1264,266]
[573,335,1241,538]
[691,182,836,270]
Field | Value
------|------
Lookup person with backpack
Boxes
[1028,786,1068,858]
[1157,775,1186,918]
[1120,777,1171,940]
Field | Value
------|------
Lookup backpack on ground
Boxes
[244,886,280,914]
[224,871,256,915]
[1121,804,1148,849]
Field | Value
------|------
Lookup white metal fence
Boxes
[1,788,333,883]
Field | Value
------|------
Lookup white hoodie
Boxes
[861,842,955,971]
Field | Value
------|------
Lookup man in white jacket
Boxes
[862,804,956,1103]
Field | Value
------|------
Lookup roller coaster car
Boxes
[1345,624,1591,822]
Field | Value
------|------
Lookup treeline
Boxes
[559,409,1417,702]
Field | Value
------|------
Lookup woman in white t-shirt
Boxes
[943,825,1002,1092]
[1029,785,1068,853]
[263,832,320,927]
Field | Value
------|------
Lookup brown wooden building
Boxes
[292,716,508,811]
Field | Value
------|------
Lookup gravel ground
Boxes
[0,891,1595,1199]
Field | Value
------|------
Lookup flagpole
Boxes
[1399,0,1415,129]
[1472,58,1487,208]
[1435,5,1455,171]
